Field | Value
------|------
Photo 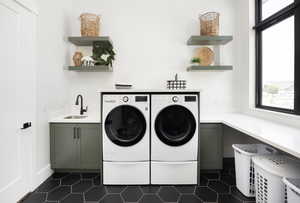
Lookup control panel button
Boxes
[172,96,179,103]
[123,96,129,102]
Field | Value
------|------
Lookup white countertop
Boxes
[50,114,101,123]
[98,88,201,93]
[201,113,300,159]
[50,110,300,159]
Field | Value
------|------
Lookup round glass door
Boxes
[105,105,146,147]
[155,105,196,146]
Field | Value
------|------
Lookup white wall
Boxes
[35,0,71,185]
[235,0,300,128]
[65,0,239,116]
[35,0,239,183]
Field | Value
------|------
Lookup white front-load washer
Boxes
[102,94,150,185]
[151,94,199,185]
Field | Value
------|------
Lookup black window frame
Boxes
[254,0,300,115]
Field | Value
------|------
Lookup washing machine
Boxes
[151,94,199,185]
[102,93,150,185]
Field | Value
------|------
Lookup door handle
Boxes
[21,122,32,130]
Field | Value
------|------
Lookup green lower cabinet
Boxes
[78,124,101,169]
[200,124,223,170]
[50,123,101,170]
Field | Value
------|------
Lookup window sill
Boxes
[248,107,300,122]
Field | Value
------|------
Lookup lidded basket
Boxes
[80,13,100,37]
[199,12,219,36]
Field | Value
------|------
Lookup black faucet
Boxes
[75,94,88,115]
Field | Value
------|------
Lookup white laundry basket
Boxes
[232,144,277,197]
[283,178,300,203]
[252,155,300,203]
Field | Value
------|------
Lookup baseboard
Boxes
[33,164,53,190]
[17,192,31,203]
[0,177,24,203]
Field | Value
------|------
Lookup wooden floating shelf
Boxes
[68,65,113,72]
[187,65,233,71]
[68,36,112,46]
[187,36,233,46]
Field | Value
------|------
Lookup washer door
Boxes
[105,105,146,147]
[155,105,196,146]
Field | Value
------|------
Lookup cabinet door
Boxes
[78,124,101,169]
[200,124,223,169]
[50,124,78,169]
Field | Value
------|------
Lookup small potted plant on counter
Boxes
[191,57,201,66]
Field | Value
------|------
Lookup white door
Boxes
[0,0,37,202]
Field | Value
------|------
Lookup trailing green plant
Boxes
[191,57,201,64]
[92,41,115,67]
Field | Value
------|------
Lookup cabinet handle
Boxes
[77,127,80,139]
[73,127,76,139]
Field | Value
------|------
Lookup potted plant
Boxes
[191,57,201,66]
[92,41,115,67]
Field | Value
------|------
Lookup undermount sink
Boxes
[64,115,87,119]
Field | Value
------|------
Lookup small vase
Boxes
[73,52,83,66]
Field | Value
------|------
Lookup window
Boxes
[254,0,300,115]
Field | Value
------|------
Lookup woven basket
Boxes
[80,13,100,37]
[200,12,219,36]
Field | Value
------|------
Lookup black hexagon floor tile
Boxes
[218,194,242,203]
[47,186,71,201]
[22,159,256,203]
[140,185,160,194]
[175,185,195,194]
[72,180,93,193]
[106,185,126,193]
[121,186,143,202]
[179,194,203,203]
[195,186,217,202]
[208,180,230,194]
[230,186,256,202]
[22,192,46,203]
[61,174,81,185]
[139,194,163,203]
[61,194,84,203]
[158,186,180,202]
[84,186,106,201]
[221,174,236,186]
[36,179,60,192]
[100,194,124,203]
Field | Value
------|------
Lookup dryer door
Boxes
[105,105,146,147]
[155,105,196,146]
